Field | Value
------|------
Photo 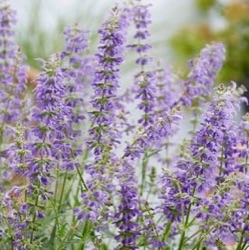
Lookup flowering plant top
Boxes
[0,0,248,249]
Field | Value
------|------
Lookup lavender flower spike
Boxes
[179,43,225,107]
[0,0,27,125]
[114,159,141,250]
[129,1,156,127]
[76,6,129,225]
[88,6,127,154]
[159,83,243,247]
[29,54,71,184]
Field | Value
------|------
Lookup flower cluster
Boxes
[1,0,249,249]
[159,83,246,248]
[74,7,130,235]
[0,0,27,142]
[177,43,226,107]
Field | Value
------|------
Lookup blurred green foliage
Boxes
[16,0,115,70]
[171,0,249,86]
[16,0,249,88]
[16,1,62,69]
[196,0,216,11]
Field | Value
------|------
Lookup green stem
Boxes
[242,244,249,250]
[236,227,246,250]
[144,202,163,250]
[56,223,78,250]
[76,165,88,191]
[177,231,186,250]
[58,170,68,211]
[185,203,192,228]
[72,150,89,225]
[237,237,244,250]
[30,192,39,244]
[191,225,216,250]
[78,221,92,250]
[140,152,149,196]
[162,222,171,242]
[185,229,202,243]
[177,185,197,250]
[46,165,60,247]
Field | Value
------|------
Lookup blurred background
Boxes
[11,0,249,93]
[10,0,200,68]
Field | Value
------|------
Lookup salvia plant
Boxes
[0,0,249,249]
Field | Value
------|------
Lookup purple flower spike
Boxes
[29,53,76,185]
[128,3,152,66]
[178,43,226,107]
[0,0,28,128]
[159,83,244,245]
[114,160,141,249]
[128,2,157,128]
[88,6,128,154]
[76,6,130,227]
